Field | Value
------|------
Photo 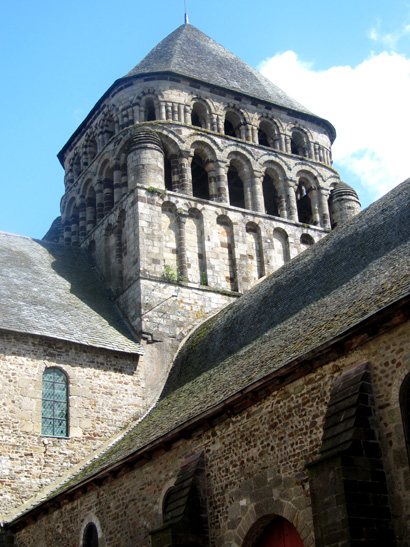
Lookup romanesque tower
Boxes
[47,24,360,403]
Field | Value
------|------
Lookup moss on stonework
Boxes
[147,186,167,196]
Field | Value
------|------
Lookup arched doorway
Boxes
[256,517,304,547]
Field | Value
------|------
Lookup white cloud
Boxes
[369,19,410,50]
[258,51,410,205]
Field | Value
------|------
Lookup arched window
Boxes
[145,98,156,121]
[291,130,309,157]
[296,179,313,224]
[41,368,68,437]
[224,110,242,138]
[262,173,279,216]
[191,101,209,128]
[400,373,410,465]
[300,233,314,246]
[191,153,210,200]
[227,164,245,208]
[83,523,99,547]
[258,120,279,149]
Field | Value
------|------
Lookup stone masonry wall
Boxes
[12,320,410,546]
[0,331,144,518]
[83,183,326,406]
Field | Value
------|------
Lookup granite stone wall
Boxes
[10,320,410,546]
[0,331,144,518]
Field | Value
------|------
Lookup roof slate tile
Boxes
[0,233,142,354]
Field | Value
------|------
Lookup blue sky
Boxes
[1,0,409,239]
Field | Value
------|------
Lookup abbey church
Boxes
[0,22,409,547]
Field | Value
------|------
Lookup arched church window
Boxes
[191,102,208,128]
[291,130,309,157]
[227,164,245,208]
[400,373,410,466]
[191,153,210,200]
[262,173,279,216]
[296,180,313,224]
[224,111,242,138]
[41,368,68,437]
[83,523,99,547]
[258,120,279,149]
[164,155,173,191]
[145,98,156,121]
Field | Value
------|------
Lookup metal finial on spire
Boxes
[184,0,189,23]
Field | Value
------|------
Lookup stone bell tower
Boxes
[47,23,360,404]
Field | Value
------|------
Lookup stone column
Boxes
[70,211,79,247]
[217,114,224,133]
[205,160,217,201]
[184,105,191,124]
[244,178,253,210]
[178,104,185,123]
[318,189,331,229]
[178,151,193,195]
[127,127,165,190]
[214,160,229,203]
[286,184,298,221]
[285,135,292,154]
[78,200,87,240]
[103,177,114,215]
[133,106,140,123]
[171,154,180,191]
[277,179,288,219]
[278,132,285,152]
[63,218,71,246]
[177,212,188,281]
[113,163,122,205]
[86,195,96,233]
[95,179,104,221]
[308,189,321,226]
[252,171,265,213]
[159,102,166,121]
[121,164,128,198]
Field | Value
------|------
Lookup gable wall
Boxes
[0,331,144,518]
[11,319,410,546]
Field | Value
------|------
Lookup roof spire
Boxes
[184,0,189,24]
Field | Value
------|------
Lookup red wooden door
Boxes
[256,517,304,547]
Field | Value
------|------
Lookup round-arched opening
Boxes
[224,110,242,138]
[262,173,279,216]
[296,180,313,224]
[256,516,304,546]
[227,164,245,208]
[83,522,99,547]
[191,153,210,200]
[291,131,308,157]
[145,98,156,121]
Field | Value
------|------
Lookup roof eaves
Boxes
[0,326,144,356]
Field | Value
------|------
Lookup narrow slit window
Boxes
[41,368,68,437]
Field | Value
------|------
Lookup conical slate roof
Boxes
[124,24,312,116]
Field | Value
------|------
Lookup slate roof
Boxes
[58,24,335,163]
[6,178,410,522]
[0,233,142,354]
[125,24,313,116]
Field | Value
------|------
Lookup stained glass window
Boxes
[41,368,68,437]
